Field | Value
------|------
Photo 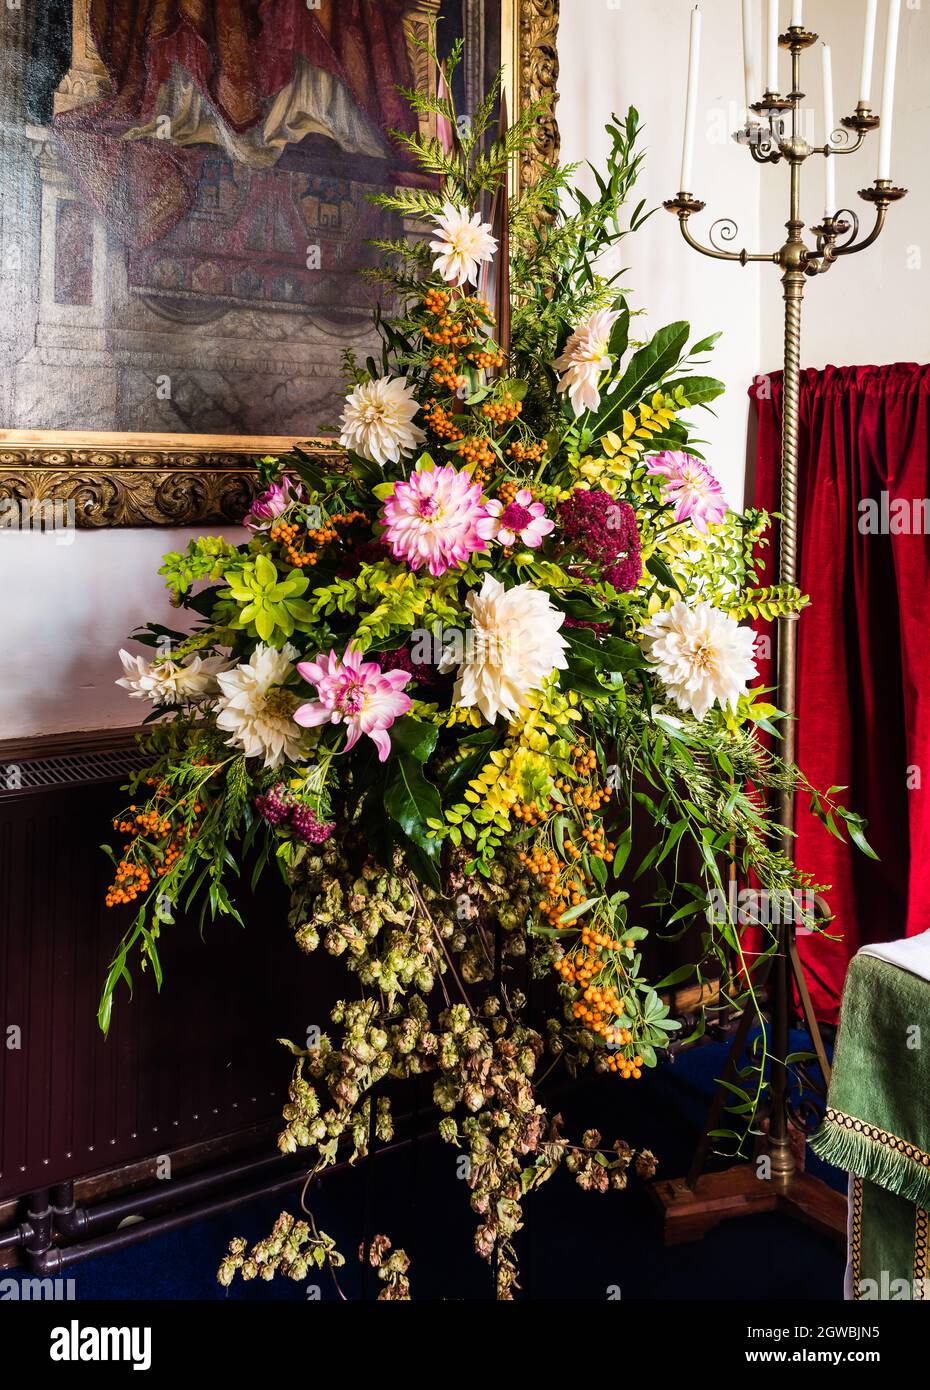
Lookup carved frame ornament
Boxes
[1,1,560,529]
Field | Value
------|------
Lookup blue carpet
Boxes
[6,1030,846,1301]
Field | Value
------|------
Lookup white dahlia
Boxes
[444,575,569,723]
[553,307,620,416]
[640,600,759,722]
[429,201,498,287]
[214,643,306,768]
[339,375,426,466]
[116,650,217,705]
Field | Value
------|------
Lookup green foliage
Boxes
[159,536,238,600]
[220,554,314,643]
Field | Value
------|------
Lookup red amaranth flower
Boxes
[378,645,440,686]
[289,805,336,845]
[334,537,390,580]
[255,785,334,844]
[557,489,641,589]
[563,617,611,638]
[254,786,292,827]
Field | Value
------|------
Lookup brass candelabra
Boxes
[653,25,907,1243]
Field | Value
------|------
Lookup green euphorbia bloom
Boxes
[220,554,315,643]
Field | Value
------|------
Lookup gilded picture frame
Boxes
[0,1,560,529]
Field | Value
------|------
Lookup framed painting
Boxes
[0,0,559,526]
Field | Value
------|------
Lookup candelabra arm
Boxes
[832,204,887,257]
[663,196,777,266]
[812,126,866,158]
[833,180,908,257]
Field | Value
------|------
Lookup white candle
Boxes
[766,0,780,94]
[878,0,901,180]
[859,0,879,104]
[742,0,759,116]
[680,5,702,191]
[790,0,803,27]
[822,44,836,216]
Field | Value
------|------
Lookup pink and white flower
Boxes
[429,202,498,287]
[245,476,301,531]
[381,464,488,576]
[477,490,555,549]
[647,451,728,534]
[552,308,620,415]
[294,645,412,762]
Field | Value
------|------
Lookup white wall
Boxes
[560,0,930,467]
[558,0,764,508]
[0,526,242,738]
[760,0,930,370]
[1,0,927,742]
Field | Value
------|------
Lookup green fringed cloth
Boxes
[811,942,930,1301]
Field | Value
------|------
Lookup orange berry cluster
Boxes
[422,287,450,316]
[430,351,467,392]
[308,510,364,545]
[270,520,314,569]
[482,394,522,426]
[557,928,645,1077]
[456,436,496,477]
[152,820,198,876]
[106,797,202,905]
[506,440,546,465]
[580,822,614,860]
[605,1053,644,1080]
[423,315,471,348]
[512,799,546,826]
[518,845,597,930]
[105,860,151,907]
[555,744,613,825]
[272,511,365,569]
[114,806,171,838]
[423,399,464,443]
[467,345,505,371]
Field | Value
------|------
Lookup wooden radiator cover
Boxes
[0,731,332,1205]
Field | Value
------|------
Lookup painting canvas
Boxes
[0,0,507,440]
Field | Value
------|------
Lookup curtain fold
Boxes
[751,363,930,1023]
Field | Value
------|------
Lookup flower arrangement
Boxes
[100,54,870,1299]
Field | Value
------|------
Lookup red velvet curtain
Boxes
[751,364,930,1022]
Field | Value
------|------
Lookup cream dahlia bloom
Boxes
[443,575,569,723]
[640,600,758,722]
[339,375,426,466]
[214,643,306,768]
[553,307,620,416]
[116,650,216,705]
[429,201,498,287]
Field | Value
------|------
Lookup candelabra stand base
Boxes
[649,935,846,1250]
[650,1165,847,1247]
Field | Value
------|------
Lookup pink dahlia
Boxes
[477,489,555,549]
[381,464,487,576]
[647,452,728,534]
[294,645,412,762]
[245,475,301,530]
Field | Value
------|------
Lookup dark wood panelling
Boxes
[0,764,331,1204]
